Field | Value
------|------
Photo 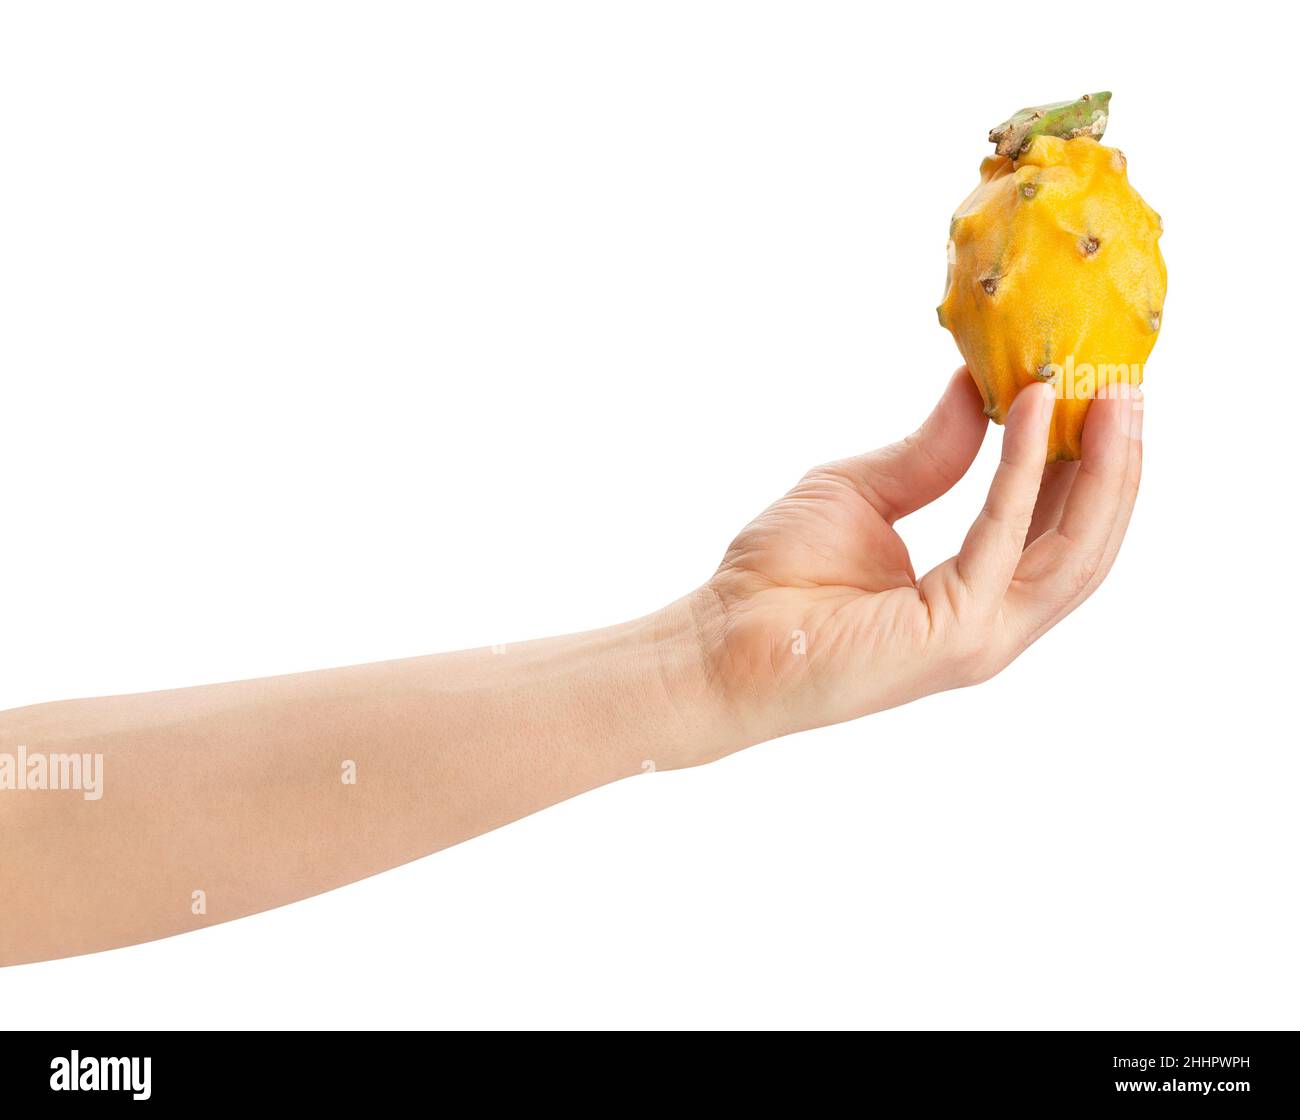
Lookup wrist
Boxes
[638,590,759,768]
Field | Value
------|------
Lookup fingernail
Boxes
[1040,381,1057,422]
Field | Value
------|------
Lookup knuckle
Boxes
[1067,557,1098,599]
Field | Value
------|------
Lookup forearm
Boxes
[0,597,733,966]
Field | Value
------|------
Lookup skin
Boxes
[0,370,1143,966]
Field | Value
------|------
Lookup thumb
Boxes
[828,367,988,523]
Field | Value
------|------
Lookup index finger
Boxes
[1005,388,1143,643]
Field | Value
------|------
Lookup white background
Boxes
[2,1,1295,1030]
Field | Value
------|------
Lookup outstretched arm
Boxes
[0,604,725,966]
[0,370,1142,966]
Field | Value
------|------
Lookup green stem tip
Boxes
[989,92,1111,157]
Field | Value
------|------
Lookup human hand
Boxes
[687,369,1143,753]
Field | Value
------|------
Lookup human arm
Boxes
[0,370,1142,965]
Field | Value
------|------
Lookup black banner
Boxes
[1,1031,1295,1105]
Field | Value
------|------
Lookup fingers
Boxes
[1020,395,1144,647]
[953,381,1055,602]
[1007,388,1143,642]
[828,368,987,523]
[1026,460,1079,545]
[1092,397,1143,589]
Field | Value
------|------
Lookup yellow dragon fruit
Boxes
[938,93,1166,461]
